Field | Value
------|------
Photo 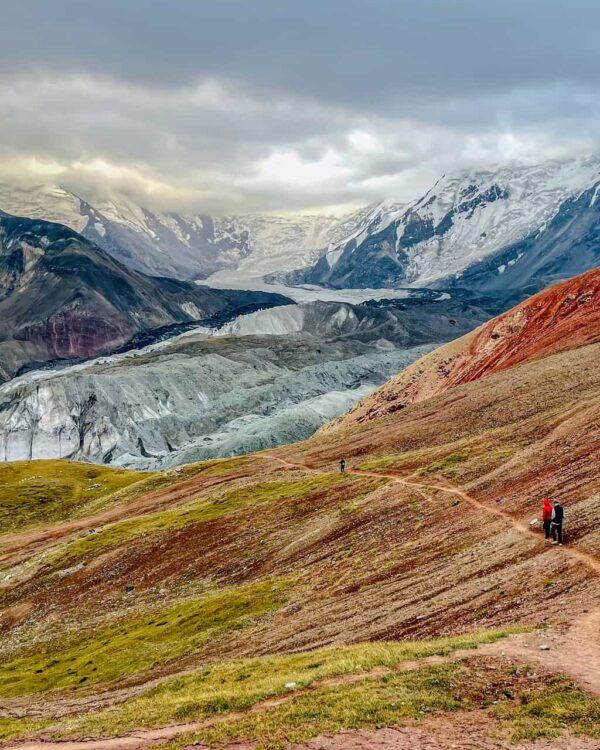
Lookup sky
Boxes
[1,0,599,214]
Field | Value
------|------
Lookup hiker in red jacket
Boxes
[542,498,553,540]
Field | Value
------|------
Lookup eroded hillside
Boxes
[331,268,600,427]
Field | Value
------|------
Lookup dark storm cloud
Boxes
[0,0,599,211]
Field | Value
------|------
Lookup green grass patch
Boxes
[425,449,470,474]
[49,474,359,568]
[496,678,600,742]
[0,717,51,742]
[0,460,148,534]
[169,662,463,749]
[0,580,287,697]
[356,456,399,471]
[197,456,251,475]
[54,629,515,739]
[357,439,517,481]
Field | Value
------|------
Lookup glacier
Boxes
[0,299,488,469]
[0,183,369,281]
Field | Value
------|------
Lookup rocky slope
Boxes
[0,212,289,381]
[0,297,488,467]
[1,269,599,749]
[329,268,600,427]
[287,156,600,297]
[0,183,367,280]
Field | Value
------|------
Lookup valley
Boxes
[2,6,598,749]
[1,270,599,749]
[0,213,289,383]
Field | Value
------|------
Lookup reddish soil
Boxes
[0,463,256,572]
[340,268,600,426]
[447,268,600,385]
[266,456,600,696]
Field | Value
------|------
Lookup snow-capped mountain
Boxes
[212,209,373,275]
[0,183,365,280]
[287,156,600,294]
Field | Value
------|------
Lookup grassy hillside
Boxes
[1,275,600,748]
[0,460,147,534]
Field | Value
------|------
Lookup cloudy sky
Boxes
[1,0,599,213]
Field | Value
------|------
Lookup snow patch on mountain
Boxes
[218,305,305,336]
[0,184,88,233]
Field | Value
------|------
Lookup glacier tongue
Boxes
[0,341,433,469]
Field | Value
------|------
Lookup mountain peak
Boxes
[287,155,600,293]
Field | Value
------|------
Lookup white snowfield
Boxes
[0,184,88,232]
[212,210,370,274]
[217,304,305,337]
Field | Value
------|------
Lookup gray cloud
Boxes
[0,1,599,212]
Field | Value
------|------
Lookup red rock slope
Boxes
[332,267,600,427]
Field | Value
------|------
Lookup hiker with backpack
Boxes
[551,500,564,545]
[339,458,346,474]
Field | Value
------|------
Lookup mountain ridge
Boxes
[0,212,290,381]
[285,156,600,297]
[0,183,369,280]
[325,267,600,430]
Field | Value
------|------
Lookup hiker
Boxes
[542,498,553,540]
[339,458,346,474]
[551,500,564,545]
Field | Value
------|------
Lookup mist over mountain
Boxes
[0,184,369,281]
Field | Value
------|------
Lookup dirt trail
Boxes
[356,470,600,576]
[264,455,600,577]
[0,648,521,750]
[262,455,600,695]
[286,722,600,750]
[3,635,585,750]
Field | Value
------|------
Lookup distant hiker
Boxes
[542,498,553,540]
[339,458,346,474]
[551,500,564,545]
